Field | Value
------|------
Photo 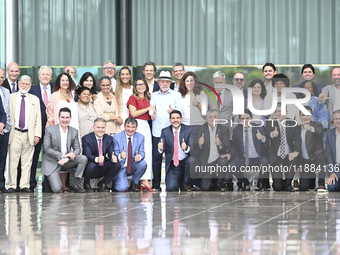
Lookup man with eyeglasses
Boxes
[96,60,117,92]
[232,72,247,99]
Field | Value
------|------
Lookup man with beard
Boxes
[232,72,247,98]
[318,66,340,129]
[6,75,41,193]
[262,62,277,94]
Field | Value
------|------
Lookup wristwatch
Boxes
[67,156,71,161]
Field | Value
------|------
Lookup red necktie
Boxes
[98,139,103,166]
[127,137,132,173]
[173,131,179,167]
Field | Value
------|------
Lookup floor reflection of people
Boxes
[6,195,40,254]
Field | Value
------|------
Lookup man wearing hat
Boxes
[149,71,183,191]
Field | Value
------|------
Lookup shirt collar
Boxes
[59,124,68,134]
[172,126,181,134]
[125,132,134,139]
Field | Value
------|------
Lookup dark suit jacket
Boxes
[0,96,6,125]
[300,121,325,161]
[242,88,247,99]
[2,79,18,94]
[265,119,302,164]
[326,128,339,175]
[152,80,160,92]
[29,83,54,135]
[194,123,230,165]
[229,125,267,159]
[82,132,114,163]
[160,124,190,173]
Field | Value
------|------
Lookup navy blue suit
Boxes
[152,80,160,92]
[82,132,120,186]
[2,79,18,94]
[113,131,147,192]
[28,83,54,189]
[326,128,340,192]
[0,97,6,126]
[159,124,193,191]
[229,125,269,186]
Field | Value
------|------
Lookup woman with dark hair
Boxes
[77,86,97,141]
[245,79,268,125]
[178,71,207,191]
[127,77,155,191]
[115,65,133,129]
[46,72,79,130]
[299,80,319,97]
[76,72,97,102]
[93,76,122,136]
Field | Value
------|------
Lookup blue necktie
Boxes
[12,83,16,93]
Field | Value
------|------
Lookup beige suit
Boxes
[6,92,41,189]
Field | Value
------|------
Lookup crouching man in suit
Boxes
[41,107,88,193]
[298,106,327,191]
[158,110,194,191]
[113,117,147,192]
[82,118,121,192]
[194,109,231,191]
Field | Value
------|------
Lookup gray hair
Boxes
[332,109,340,117]
[206,109,219,116]
[0,67,5,74]
[19,75,32,84]
[102,60,116,69]
[172,62,184,71]
[38,65,52,76]
[213,70,226,79]
[94,118,106,124]
[124,117,138,127]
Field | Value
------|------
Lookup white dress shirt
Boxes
[59,125,68,155]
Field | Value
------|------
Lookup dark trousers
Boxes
[229,156,269,185]
[30,138,43,189]
[299,154,327,191]
[271,155,298,191]
[0,132,9,188]
[152,136,163,188]
[165,156,194,191]
[84,161,120,186]
[200,157,229,191]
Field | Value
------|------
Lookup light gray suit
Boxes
[320,85,338,129]
[207,88,233,121]
[41,124,88,192]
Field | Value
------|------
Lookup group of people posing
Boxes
[0,61,340,193]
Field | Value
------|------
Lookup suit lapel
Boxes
[92,132,99,155]
[66,127,71,152]
[56,125,61,151]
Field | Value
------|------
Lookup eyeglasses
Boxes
[234,78,244,82]
[136,83,146,87]
[104,67,115,70]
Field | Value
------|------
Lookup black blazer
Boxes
[160,124,191,173]
[194,123,230,165]
[29,83,54,133]
[152,80,160,92]
[2,79,18,94]
[228,125,267,159]
[300,121,325,161]
[265,119,302,164]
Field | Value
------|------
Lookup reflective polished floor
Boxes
[1,186,340,255]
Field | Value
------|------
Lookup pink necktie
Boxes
[98,139,103,166]
[43,86,48,107]
[173,131,179,167]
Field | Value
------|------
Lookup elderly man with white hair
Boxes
[6,75,41,193]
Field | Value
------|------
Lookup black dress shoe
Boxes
[98,183,109,192]
[286,185,295,192]
[84,184,94,193]
[129,182,140,192]
[216,186,226,192]
[7,188,15,193]
[20,188,31,193]
[69,185,85,193]
[152,187,162,192]
[29,187,35,192]
[257,182,266,191]
[0,187,8,193]
[180,185,192,192]
[226,183,234,191]
[237,182,246,191]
